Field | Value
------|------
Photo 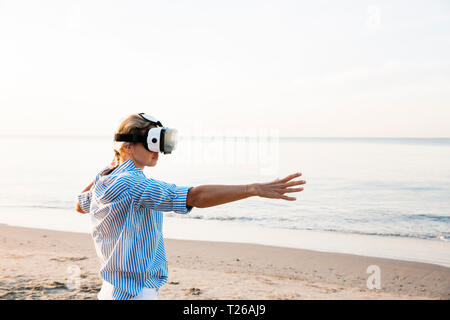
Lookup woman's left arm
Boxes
[186,173,305,208]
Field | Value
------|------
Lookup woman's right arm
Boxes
[75,181,94,214]
[75,156,117,214]
[186,173,306,208]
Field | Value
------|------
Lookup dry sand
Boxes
[0,224,448,300]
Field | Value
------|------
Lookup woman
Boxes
[75,113,306,300]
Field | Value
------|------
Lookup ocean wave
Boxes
[3,204,449,242]
[177,214,450,242]
[405,214,450,222]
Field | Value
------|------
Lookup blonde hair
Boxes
[103,113,154,176]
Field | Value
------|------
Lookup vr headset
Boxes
[114,113,178,154]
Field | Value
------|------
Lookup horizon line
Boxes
[1,134,450,139]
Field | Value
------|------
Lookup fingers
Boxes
[279,172,302,183]
[280,195,296,201]
[262,172,305,201]
[283,187,304,193]
[283,180,306,188]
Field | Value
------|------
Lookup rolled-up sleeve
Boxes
[77,191,92,213]
[130,178,194,214]
[173,186,194,214]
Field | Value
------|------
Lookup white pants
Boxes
[98,281,160,300]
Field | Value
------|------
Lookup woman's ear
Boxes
[123,144,134,157]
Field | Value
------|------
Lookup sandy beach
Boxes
[0,224,448,300]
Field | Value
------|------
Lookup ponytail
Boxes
[102,150,121,176]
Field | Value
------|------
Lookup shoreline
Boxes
[2,209,449,268]
[0,224,449,299]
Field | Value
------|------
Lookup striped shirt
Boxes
[77,158,193,300]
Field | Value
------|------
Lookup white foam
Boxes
[1,208,449,268]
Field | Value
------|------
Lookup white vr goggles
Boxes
[114,113,178,154]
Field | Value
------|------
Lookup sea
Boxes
[0,135,449,267]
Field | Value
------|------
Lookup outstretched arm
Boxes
[186,173,306,208]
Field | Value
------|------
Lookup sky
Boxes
[0,0,449,137]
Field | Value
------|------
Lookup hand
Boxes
[251,173,306,201]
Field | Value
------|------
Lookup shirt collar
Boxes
[113,158,143,175]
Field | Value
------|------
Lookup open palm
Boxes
[254,173,306,201]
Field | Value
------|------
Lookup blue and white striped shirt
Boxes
[77,158,193,300]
